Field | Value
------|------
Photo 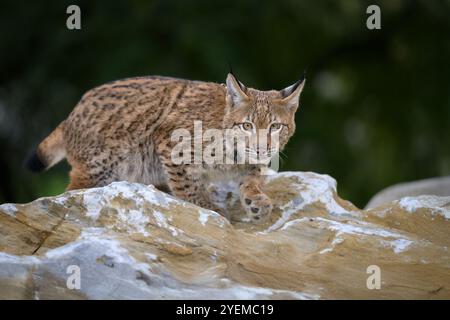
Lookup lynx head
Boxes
[223,72,305,164]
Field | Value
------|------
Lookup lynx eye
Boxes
[270,123,282,131]
[240,122,253,131]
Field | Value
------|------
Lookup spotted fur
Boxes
[28,73,305,222]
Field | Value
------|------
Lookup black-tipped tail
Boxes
[25,150,46,173]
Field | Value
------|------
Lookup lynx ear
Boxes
[226,73,248,107]
[280,74,306,109]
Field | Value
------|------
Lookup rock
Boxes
[0,171,449,299]
[365,176,450,209]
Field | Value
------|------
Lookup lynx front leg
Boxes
[156,140,226,218]
[240,172,273,223]
[160,160,226,217]
[170,168,226,216]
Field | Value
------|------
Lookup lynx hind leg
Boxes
[239,177,273,223]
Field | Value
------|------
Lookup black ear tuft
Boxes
[300,69,306,83]
[228,61,234,76]
[227,66,246,92]
[228,62,239,84]
[292,70,307,91]
[280,71,307,100]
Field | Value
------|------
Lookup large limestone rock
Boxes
[0,171,449,299]
[365,176,450,209]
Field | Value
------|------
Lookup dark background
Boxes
[1,0,449,208]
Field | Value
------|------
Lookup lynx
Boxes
[26,73,305,222]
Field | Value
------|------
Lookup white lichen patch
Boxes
[315,217,412,254]
[198,210,210,226]
[319,237,344,254]
[45,232,152,275]
[153,211,183,237]
[75,182,181,220]
[279,217,311,231]
[117,209,150,236]
[264,172,352,232]
[145,253,158,261]
[0,203,18,217]
[398,196,450,219]
[198,208,223,226]
[265,172,352,232]
[52,194,69,206]
[265,199,304,233]
[82,190,105,220]
[273,171,349,213]
[383,238,414,254]
[217,284,320,300]
[317,218,406,238]
[59,182,193,237]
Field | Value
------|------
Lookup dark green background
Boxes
[1,0,449,208]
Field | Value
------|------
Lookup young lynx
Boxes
[26,73,305,222]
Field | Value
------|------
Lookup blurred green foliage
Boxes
[1,0,449,207]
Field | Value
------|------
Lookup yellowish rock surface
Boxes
[0,172,449,299]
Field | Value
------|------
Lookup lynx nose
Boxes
[256,149,268,156]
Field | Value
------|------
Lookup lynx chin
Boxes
[26,72,306,222]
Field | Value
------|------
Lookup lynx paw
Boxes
[240,192,273,223]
